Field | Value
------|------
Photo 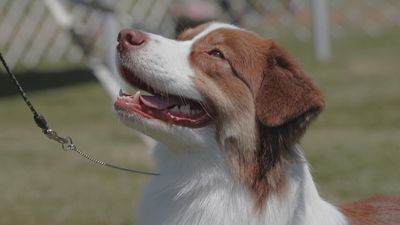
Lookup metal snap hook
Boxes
[62,137,76,151]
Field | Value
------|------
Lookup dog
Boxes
[114,22,400,225]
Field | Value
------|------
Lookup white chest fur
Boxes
[137,144,347,225]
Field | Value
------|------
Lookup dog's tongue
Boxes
[139,95,180,110]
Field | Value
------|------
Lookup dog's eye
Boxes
[208,49,225,59]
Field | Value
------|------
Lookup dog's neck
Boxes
[138,143,347,225]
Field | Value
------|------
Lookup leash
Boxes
[0,52,158,176]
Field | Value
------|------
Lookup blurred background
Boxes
[1,0,399,224]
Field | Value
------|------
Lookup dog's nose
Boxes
[117,29,146,51]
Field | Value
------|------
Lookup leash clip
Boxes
[61,137,76,151]
[44,129,76,151]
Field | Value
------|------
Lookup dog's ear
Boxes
[256,41,325,128]
[247,41,325,207]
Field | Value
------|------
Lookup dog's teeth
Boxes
[170,105,180,113]
[169,105,203,115]
[133,91,141,103]
[180,105,190,114]
[192,109,201,115]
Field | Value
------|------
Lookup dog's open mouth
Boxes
[114,67,214,128]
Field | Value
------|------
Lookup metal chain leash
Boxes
[0,52,158,176]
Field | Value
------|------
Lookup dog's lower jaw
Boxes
[115,108,215,148]
[137,145,348,225]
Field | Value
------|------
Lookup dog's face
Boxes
[115,22,325,205]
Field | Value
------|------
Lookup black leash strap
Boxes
[0,52,158,176]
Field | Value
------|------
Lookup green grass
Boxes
[278,29,400,203]
[0,82,152,225]
[1,29,400,224]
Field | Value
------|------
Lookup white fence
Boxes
[0,0,175,70]
[0,0,399,70]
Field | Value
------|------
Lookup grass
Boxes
[0,79,151,225]
[1,28,400,224]
[281,29,400,203]
[278,29,400,203]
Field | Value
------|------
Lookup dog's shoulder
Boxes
[340,195,400,225]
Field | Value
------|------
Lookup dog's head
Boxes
[114,22,325,205]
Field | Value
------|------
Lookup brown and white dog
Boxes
[114,22,400,225]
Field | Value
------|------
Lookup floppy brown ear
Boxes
[247,41,325,207]
[255,41,325,128]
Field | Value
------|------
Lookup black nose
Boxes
[117,29,146,51]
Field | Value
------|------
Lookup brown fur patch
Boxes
[250,41,325,206]
[190,28,267,185]
[177,22,213,41]
[256,42,325,127]
[340,195,400,225]
[251,107,322,206]
[186,26,324,207]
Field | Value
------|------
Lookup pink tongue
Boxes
[139,95,180,110]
